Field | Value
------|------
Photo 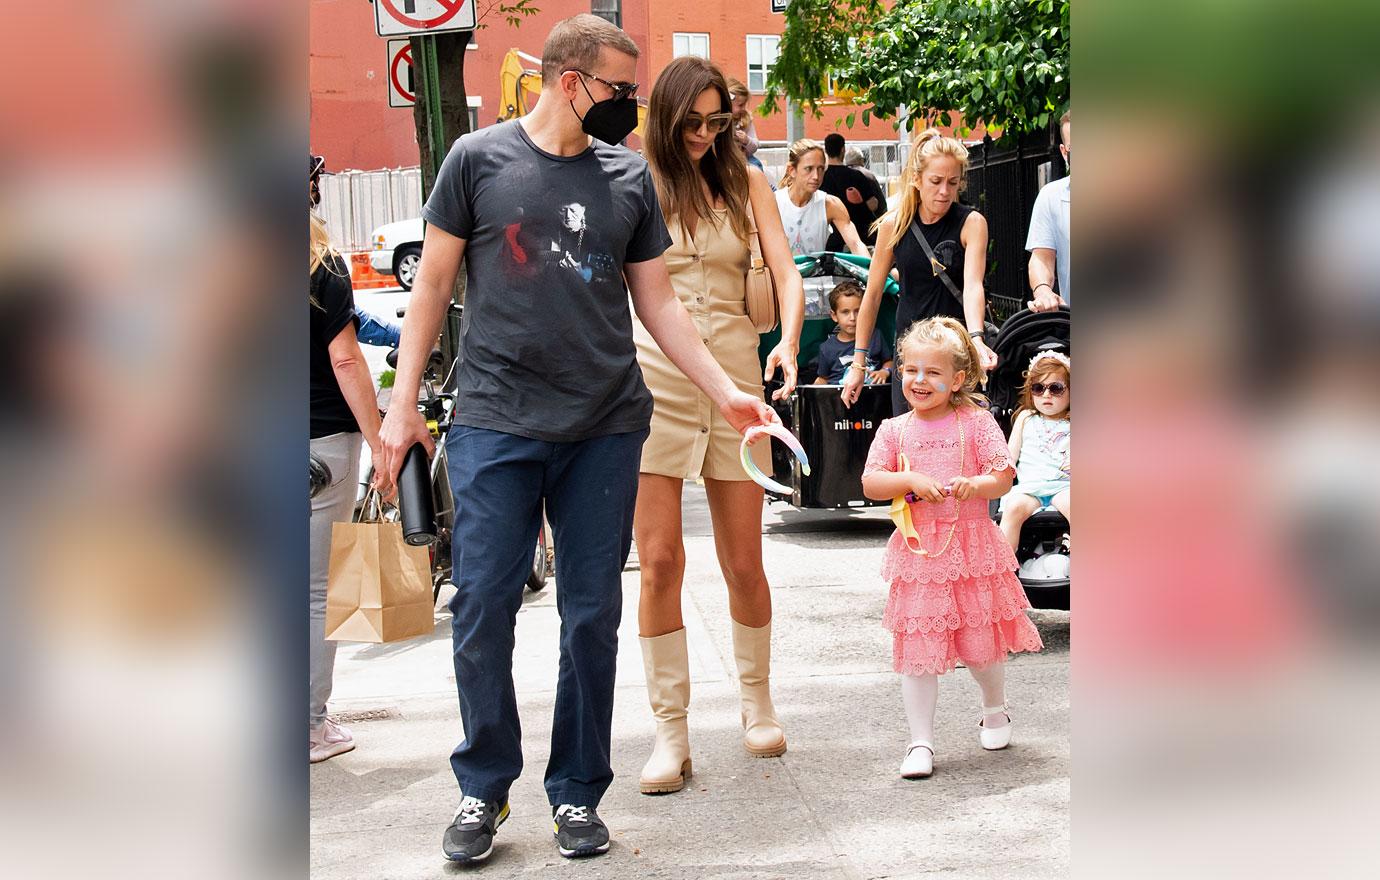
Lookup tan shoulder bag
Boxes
[743,200,779,333]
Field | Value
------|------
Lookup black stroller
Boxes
[987,306,1070,611]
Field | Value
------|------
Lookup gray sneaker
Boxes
[442,795,509,863]
[552,804,609,858]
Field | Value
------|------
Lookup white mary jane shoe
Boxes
[978,704,1012,750]
[899,742,934,779]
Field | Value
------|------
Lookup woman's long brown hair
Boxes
[644,56,751,241]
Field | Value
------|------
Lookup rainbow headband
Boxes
[1028,350,1070,372]
[739,424,811,496]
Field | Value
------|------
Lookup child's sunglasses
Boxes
[1031,382,1067,396]
[682,112,734,135]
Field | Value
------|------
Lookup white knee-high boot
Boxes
[731,620,787,757]
[639,629,693,794]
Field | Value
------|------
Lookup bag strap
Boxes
[745,199,766,267]
[909,221,965,308]
[357,487,386,524]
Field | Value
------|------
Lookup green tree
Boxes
[765,0,1069,140]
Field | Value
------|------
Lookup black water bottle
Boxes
[398,443,437,546]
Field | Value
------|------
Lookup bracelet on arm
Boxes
[968,330,985,340]
[1033,282,1053,293]
[853,347,869,354]
[847,363,866,373]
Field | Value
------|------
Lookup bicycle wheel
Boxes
[525,520,549,591]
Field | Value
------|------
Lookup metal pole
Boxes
[419,35,447,182]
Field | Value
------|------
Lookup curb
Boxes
[348,251,397,291]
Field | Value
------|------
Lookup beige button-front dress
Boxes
[634,207,773,481]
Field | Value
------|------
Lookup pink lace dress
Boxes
[863,406,1044,675]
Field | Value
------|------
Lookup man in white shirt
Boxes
[1026,109,1071,311]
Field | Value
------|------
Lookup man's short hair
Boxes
[823,132,846,159]
[828,280,864,312]
[844,147,867,167]
[1059,108,1071,145]
[542,14,640,84]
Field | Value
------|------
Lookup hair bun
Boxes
[911,127,942,147]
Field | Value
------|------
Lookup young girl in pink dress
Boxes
[862,316,1044,779]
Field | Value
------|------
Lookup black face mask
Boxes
[572,78,639,145]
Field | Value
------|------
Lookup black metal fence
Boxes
[962,129,1067,325]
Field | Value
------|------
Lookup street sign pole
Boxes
[418,35,447,183]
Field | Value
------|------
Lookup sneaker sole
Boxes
[443,803,509,863]
[556,841,610,858]
[444,841,494,863]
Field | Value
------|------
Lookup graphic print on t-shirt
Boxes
[932,238,961,276]
[501,200,618,285]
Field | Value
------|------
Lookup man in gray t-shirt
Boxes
[379,14,777,864]
[421,117,668,441]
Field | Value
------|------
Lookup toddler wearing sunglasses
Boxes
[998,350,1071,549]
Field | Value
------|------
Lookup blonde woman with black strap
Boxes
[841,129,999,415]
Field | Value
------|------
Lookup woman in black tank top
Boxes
[839,129,998,414]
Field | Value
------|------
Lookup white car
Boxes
[369,217,425,291]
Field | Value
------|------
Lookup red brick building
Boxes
[310,0,908,173]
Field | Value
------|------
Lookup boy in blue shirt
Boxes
[814,281,892,385]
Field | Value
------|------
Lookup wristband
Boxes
[968,330,985,340]
[852,347,869,354]
[1033,282,1053,293]
[847,363,866,372]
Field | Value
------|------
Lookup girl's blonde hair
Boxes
[778,137,824,189]
[309,212,347,309]
[1017,354,1071,418]
[896,316,987,409]
[875,128,970,250]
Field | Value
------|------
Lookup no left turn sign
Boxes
[374,0,477,38]
[387,40,415,107]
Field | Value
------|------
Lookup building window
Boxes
[746,35,780,93]
[468,96,482,132]
[591,0,621,28]
[673,33,710,59]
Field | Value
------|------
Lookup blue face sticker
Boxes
[932,380,949,393]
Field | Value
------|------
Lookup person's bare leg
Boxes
[1051,486,1071,523]
[999,492,1041,550]
[703,478,770,627]
[634,474,686,637]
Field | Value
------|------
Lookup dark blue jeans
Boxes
[444,425,647,808]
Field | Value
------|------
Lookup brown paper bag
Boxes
[325,495,435,643]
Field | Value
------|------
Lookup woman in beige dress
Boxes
[632,56,804,794]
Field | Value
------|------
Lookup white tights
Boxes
[900,661,1009,746]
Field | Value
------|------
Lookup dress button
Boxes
[696,296,705,303]
[690,254,700,261]
[699,426,709,434]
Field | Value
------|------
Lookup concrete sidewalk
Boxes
[310,487,1070,878]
